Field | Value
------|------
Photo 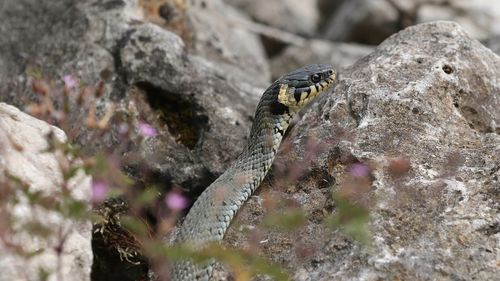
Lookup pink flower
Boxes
[62,75,77,89]
[349,163,370,178]
[118,123,129,135]
[91,180,109,203]
[165,191,189,211]
[138,122,158,137]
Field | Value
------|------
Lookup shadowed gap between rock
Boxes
[135,81,209,150]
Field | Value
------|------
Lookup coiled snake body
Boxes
[172,64,337,280]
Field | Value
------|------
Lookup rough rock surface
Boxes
[147,0,270,85]
[2,0,500,280]
[0,0,265,194]
[0,0,268,278]
[0,103,92,281]
[271,41,373,79]
[119,22,262,195]
[225,21,500,280]
[186,0,271,86]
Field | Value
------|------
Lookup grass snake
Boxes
[171,64,337,280]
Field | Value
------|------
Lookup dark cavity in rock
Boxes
[136,82,209,149]
[442,64,454,74]
[460,105,492,133]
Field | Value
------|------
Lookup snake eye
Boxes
[311,74,321,83]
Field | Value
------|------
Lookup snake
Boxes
[171,64,337,281]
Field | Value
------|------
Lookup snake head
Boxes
[271,64,337,115]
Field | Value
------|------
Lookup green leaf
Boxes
[64,166,81,181]
[121,215,149,237]
[134,187,160,206]
[152,243,290,281]
[65,200,88,219]
[23,221,53,238]
[324,192,371,246]
[37,266,51,281]
[262,209,307,232]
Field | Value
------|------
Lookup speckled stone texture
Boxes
[0,0,267,195]
[0,1,268,279]
[0,103,92,281]
[1,0,499,279]
[225,21,499,281]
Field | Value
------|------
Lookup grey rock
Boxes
[317,0,346,28]
[322,0,500,44]
[227,0,320,36]
[0,0,137,154]
[0,0,117,106]
[194,0,271,85]
[119,22,262,193]
[417,0,500,41]
[160,0,271,86]
[271,40,373,79]
[0,103,92,281]
[226,21,500,280]
[484,36,500,55]
[0,0,266,193]
[322,0,400,44]
[0,1,269,277]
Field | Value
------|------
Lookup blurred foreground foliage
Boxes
[0,71,375,280]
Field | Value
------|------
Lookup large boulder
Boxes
[184,0,271,85]
[0,103,92,281]
[225,21,500,280]
[142,0,271,85]
[0,0,266,194]
[118,22,262,195]
[0,1,270,278]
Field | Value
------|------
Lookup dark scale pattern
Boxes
[171,64,336,281]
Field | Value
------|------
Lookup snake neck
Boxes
[170,90,295,281]
[171,64,336,280]
[234,100,293,187]
[174,107,293,242]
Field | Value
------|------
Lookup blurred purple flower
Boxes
[91,180,109,203]
[165,191,189,211]
[349,163,370,178]
[138,122,158,137]
[118,122,129,135]
[62,75,77,89]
